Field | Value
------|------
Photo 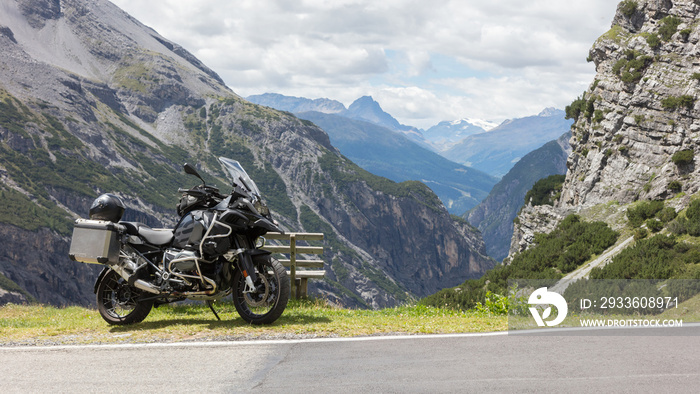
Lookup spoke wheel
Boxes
[96,269,153,325]
[232,256,289,325]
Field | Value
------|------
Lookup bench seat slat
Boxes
[279,259,325,268]
[262,246,324,255]
[265,232,324,241]
[288,270,326,279]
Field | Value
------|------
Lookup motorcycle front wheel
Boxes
[232,256,290,325]
[96,269,153,325]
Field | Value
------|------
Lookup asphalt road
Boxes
[1,328,699,393]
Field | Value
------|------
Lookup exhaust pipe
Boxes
[110,259,163,295]
[132,279,163,295]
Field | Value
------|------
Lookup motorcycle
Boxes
[69,157,290,325]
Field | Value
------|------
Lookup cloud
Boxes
[110,0,619,127]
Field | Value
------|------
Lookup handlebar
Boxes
[178,185,226,200]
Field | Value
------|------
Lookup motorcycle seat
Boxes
[120,221,174,246]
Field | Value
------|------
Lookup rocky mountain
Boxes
[248,93,498,214]
[245,93,346,115]
[467,132,570,261]
[560,0,700,208]
[248,93,430,147]
[0,0,494,309]
[343,96,422,138]
[295,111,498,214]
[442,108,573,177]
[422,118,498,152]
[510,0,700,257]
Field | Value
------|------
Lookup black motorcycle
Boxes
[69,157,290,325]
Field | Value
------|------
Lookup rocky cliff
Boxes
[0,0,494,308]
[510,0,700,257]
[561,0,700,208]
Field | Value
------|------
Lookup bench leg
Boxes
[293,278,301,299]
[299,278,308,298]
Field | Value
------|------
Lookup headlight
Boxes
[254,200,270,216]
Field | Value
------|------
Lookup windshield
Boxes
[218,157,261,197]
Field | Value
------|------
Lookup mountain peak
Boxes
[538,107,562,117]
[348,95,379,109]
[344,96,408,133]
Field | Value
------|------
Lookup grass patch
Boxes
[0,300,506,346]
[659,292,700,321]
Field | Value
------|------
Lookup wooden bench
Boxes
[262,232,324,298]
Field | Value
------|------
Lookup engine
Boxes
[163,249,198,273]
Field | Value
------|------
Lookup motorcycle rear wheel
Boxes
[232,256,290,325]
[96,269,153,325]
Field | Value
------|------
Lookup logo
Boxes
[528,287,568,327]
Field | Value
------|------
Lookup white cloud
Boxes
[110,0,619,128]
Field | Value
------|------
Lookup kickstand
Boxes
[207,300,221,321]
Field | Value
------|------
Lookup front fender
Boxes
[253,217,282,233]
[250,249,272,258]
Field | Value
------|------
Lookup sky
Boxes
[110,0,620,129]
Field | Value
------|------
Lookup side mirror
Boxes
[183,163,206,184]
[184,163,199,176]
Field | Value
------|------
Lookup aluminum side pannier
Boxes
[69,219,121,264]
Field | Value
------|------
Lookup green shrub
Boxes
[474,291,509,315]
[593,109,604,123]
[671,149,694,166]
[646,33,661,48]
[620,0,637,18]
[668,216,687,235]
[687,199,700,221]
[634,228,648,240]
[565,96,595,121]
[613,50,653,83]
[692,72,700,81]
[668,180,683,192]
[659,16,682,41]
[621,71,638,83]
[590,234,699,280]
[657,207,677,223]
[688,221,700,237]
[646,218,663,232]
[524,174,566,206]
[662,95,695,111]
[516,215,619,276]
[627,200,664,227]
[565,96,585,120]
[668,200,700,236]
